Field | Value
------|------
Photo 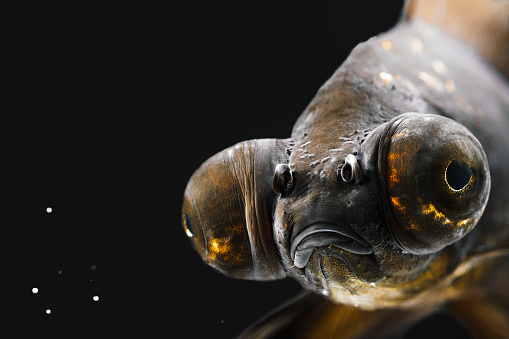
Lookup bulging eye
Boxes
[273,164,294,194]
[181,139,287,281]
[378,113,490,254]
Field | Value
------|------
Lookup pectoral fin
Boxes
[448,298,509,339]
[238,291,432,339]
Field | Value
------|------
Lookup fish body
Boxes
[277,19,509,307]
[182,1,509,337]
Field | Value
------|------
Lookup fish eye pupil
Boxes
[446,160,472,191]
[184,213,194,237]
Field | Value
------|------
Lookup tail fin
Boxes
[404,0,509,78]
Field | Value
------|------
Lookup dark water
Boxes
[11,1,486,337]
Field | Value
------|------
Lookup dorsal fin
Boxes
[404,0,509,78]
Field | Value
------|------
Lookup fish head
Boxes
[272,113,490,308]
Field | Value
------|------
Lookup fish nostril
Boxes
[341,163,353,182]
[341,154,363,184]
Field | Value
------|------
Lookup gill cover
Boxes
[182,139,288,280]
[367,113,491,254]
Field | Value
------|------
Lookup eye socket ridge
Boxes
[273,164,294,194]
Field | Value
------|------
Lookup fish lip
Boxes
[290,222,373,268]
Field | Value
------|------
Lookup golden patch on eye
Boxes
[208,236,247,264]
[208,238,227,258]
[390,196,406,212]
[386,152,406,187]
[420,202,452,225]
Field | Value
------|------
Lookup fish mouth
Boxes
[290,223,373,268]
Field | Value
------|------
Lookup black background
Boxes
[9,1,471,337]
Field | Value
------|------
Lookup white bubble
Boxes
[46,309,51,314]
[32,287,39,294]
[93,295,99,302]
[46,207,52,213]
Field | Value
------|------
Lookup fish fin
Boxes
[447,250,509,339]
[237,291,431,339]
[448,298,509,339]
[404,0,509,78]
